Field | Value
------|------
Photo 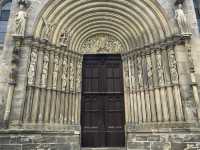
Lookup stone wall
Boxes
[127,125,200,150]
[0,131,80,150]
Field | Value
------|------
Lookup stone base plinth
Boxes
[126,123,200,150]
[0,130,80,150]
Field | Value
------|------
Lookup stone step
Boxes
[82,148,125,150]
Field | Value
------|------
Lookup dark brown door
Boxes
[81,54,125,147]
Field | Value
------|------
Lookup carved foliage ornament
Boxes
[81,34,123,53]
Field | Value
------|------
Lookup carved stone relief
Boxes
[81,34,123,53]
[59,29,71,47]
[42,18,57,41]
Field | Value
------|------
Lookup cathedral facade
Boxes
[0,0,200,149]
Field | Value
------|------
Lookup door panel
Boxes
[81,54,125,147]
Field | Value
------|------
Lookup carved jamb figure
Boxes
[41,54,49,87]
[175,4,189,34]
[61,58,68,91]
[52,55,59,89]
[69,61,74,92]
[168,49,179,83]
[137,57,143,87]
[76,62,82,91]
[156,52,165,85]
[14,4,27,36]
[146,56,153,87]
[28,49,37,85]
[42,18,56,41]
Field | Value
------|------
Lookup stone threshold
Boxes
[82,148,125,150]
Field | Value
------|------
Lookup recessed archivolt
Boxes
[33,0,174,53]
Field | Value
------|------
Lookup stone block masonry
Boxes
[0,131,80,150]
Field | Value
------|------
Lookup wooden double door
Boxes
[81,54,125,147]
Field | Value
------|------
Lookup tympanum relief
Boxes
[81,34,123,54]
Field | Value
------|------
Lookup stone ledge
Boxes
[126,122,200,133]
[0,124,81,135]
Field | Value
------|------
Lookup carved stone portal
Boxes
[81,34,123,53]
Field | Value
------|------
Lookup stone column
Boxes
[174,36,197,121]
[3,36,23,127]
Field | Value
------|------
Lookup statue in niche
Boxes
[59,29,71,48]
[42,17,56,41]
[28,49,37,85]
[41,54,49,88]
[156,52,165,85]
[175,4,190,34]
[146,56,153,86]
[14,4,28,36]
[168,49,179,83]
[61,58,68,91]
[52,55,59,89]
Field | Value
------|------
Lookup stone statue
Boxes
[76,62,82,91]
[41,54,49,87]
[28,49,37,85]
[175,4,189,34]
[42,18,56,41]
[156,52,165,85]
[61,58,68,91]
[137,57,143,87]
[69,61,74,92]
[52,56,59,89]
[146,56,153,86]
[14,4,28,36]
[59,29,71,47]
[168,49,179,83]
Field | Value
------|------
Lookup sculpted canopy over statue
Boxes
[14,4,28,36]
[175,4,190,34]
[42,18,56,41]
